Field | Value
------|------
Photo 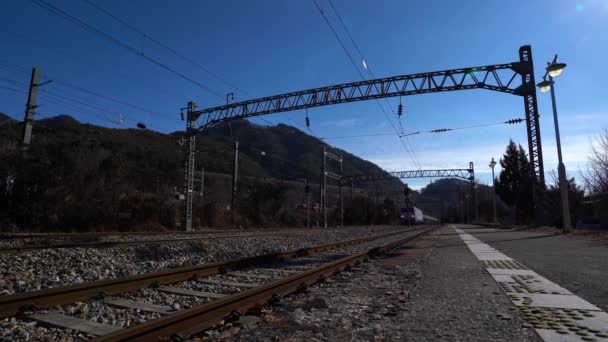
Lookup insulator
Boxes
[180,111,184,121]
[136,123,146,129]
[305,184,310,193]
[397,103,403,116]
[305,116,310,127]
[506,118,524,124]
[228,124,233,136]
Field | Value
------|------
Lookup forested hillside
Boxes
[0,114,402,231]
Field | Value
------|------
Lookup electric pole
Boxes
[200,167,204,199]
[182,101,197,232]
[322,146,327,228]
[339,153,343,227]
[305,178,310,228]
[231,140,239,227]
[21,67,41,152]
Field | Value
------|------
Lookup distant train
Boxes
[400,206,440,225]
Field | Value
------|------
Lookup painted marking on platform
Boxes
[486,268,538,276]
[31,312,122,336]
[454,227,608,342]
[510,293,600,310]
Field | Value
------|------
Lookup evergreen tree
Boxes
[495,140,534,223]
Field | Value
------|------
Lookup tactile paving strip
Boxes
[455,227,608,342]
[481,259,528,270]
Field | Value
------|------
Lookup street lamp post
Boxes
[489,158,497,224]
[537,55,571,233]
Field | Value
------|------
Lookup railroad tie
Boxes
[225,272,275,280]
[157,286,228,299]
[105,298,172,314]
[30,312,122,336]
[196,279,259,288]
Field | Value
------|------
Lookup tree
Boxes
[583,130,608,195]
[495,140,534,223]
[546,171,584,228]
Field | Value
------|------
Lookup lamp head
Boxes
[537,79,552,93]
[547,62,566,77]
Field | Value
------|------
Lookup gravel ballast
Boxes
[0,227,397,295]
[205,226,540,341]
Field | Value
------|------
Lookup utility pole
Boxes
[470,162,478,223]
[21,67,41,152]
[318,162,323,228]
[200,167,204,199]
[182,101,197,232]
[231,140,239,227]
[489,158,497,223]
[339,153,343,227]
[305,178,311,228]
[322,146,327,228]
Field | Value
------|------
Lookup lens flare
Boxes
[576,4,584,12]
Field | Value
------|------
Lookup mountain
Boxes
[0,115,403,231]
[0,112,16,123]
[39,114,80,126]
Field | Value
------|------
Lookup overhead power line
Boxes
[31,0,223,99]
[81,0,246,96]
[325,0,422,169]
[321,118,526,140]
[81,0,320,135]
[312,0,421,169]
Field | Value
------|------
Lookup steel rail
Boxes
[95,226,439,341]
[0,228,421,318]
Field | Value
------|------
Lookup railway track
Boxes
[0,225,438,341]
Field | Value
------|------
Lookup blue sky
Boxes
[1,0,607,189]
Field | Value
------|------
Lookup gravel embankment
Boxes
[0,227,418,341]
[0,228,324,249]
[0,227,397,296]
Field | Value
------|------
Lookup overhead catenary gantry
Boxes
[341,163,477,224]
[182,45,544,230]
[341,167,474,185]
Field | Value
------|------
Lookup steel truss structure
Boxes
[341,168,474,185]
[183,45,544,228]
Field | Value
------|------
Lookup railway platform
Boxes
[212,225,608,341]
